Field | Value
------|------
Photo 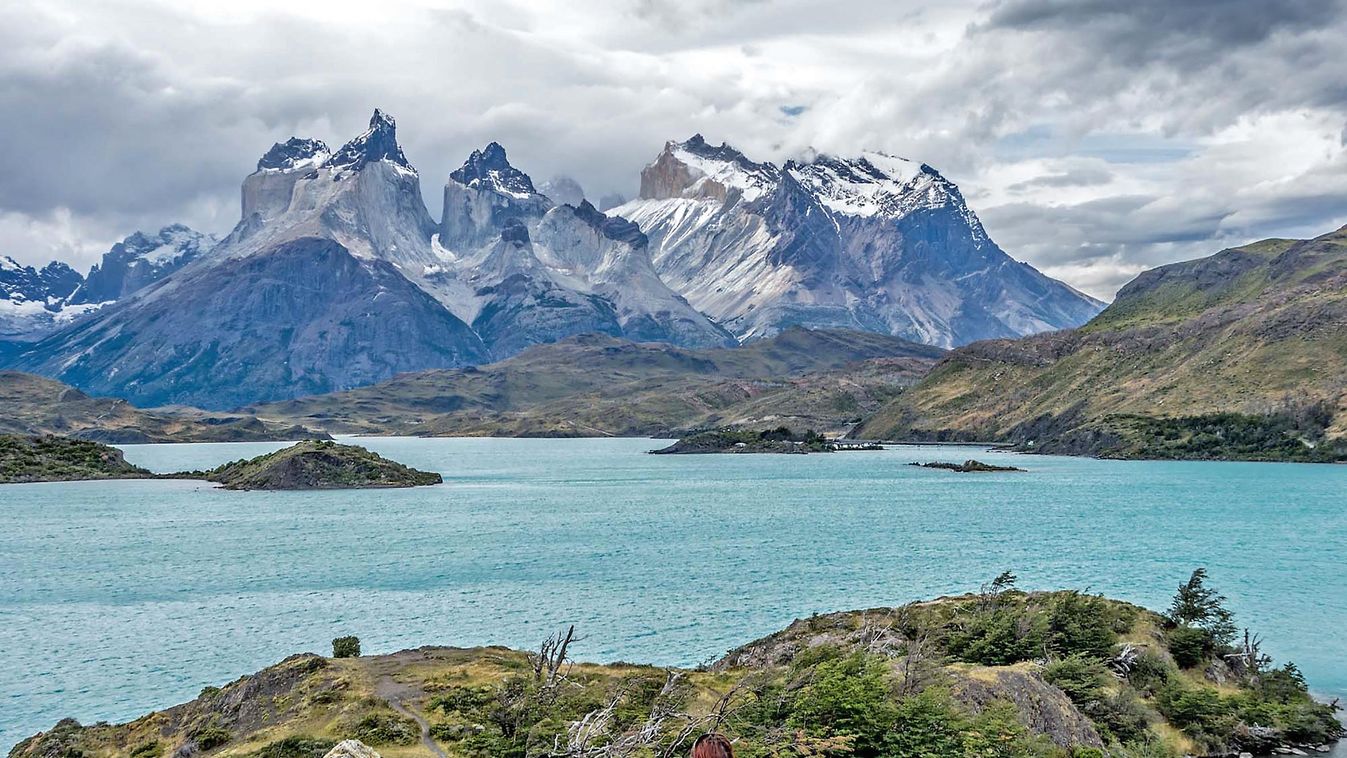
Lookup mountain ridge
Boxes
[4,112,1102,409]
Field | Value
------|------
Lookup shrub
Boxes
[250,736,338,758]
[1126,649,1174,694]
[1155,683,1234,748]
[351,713,419,745]
[193,725,232,751]
[1167,626,1209,669]
[331,636,361,659]
[787,652,898,756]
[1044,655,1109,705]
[1047,592,1118,659]
[129,740,161,758]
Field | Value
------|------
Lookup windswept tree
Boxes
[1168,568,1237,648]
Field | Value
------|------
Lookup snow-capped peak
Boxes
[785,150,956,219]
[256,137,331,173]
[661,134,779,202]
[449,142,538,199]
[325,109,412,172]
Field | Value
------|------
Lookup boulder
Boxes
[323,740,382,758]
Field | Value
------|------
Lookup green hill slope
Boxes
[857,225,1347,460]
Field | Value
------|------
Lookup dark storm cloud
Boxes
[982,0,1333,55]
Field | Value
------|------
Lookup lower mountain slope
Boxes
[11,238,488,410]
[13,579,1339,758]
[0,371,326,443]
[857,225,1347,460]
[248,328,944,437]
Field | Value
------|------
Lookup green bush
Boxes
[1155,683,1233,748]
[787,652,898,756]
[1044,655,1109,705]
[193,725,233,751]
[1167,626,1209,669]
[249,736,338,758]
[1125,649,1174,694]
[129,740,161,758]
[946,606,1046,665]
[331,636,361,659]
[351,713,419,745]
[1047,592,1118,659]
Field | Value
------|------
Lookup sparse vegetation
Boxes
[195,440,442,490]
[0,434,151,483]
[652,426,833,454]
[10,576,1341,758]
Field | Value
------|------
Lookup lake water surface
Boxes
[3,437,1346,749]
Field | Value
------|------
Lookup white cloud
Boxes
[1,0,1344,300]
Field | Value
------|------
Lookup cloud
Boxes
[0,0,1344,302]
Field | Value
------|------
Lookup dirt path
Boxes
[386,696,446,758]
[369,651,447,758]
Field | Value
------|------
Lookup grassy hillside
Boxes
[0,371,328,444]
[12,579,1340,758]
[250,329,942,438]
[858,225,1347,459]
[0,434,151,483]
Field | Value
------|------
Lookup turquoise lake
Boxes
[3,437,1346,749]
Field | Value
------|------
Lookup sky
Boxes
[1,0,1345,300]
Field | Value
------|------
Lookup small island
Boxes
[196,440,443,490]
[1,436,442,490]
[0,434,153,483]
[651,426,834,454]
[910,459,1026,473]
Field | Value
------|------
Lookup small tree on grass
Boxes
[332,635,361,659]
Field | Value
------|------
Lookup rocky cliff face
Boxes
[614,137,1103,347]
[0,257,89,340]
[433,143,735,356]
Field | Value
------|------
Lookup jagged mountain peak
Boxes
[450,142,537,198]
[256,137,331,172]
[325,109,411,172]
[68,224,216,305]
[568,200,648,248]
[641,135,779,202]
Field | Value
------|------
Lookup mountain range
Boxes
[0,225,213,341]
[614,136,1103,345]
[1,110,1100,409]
[857,224,1347,459]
